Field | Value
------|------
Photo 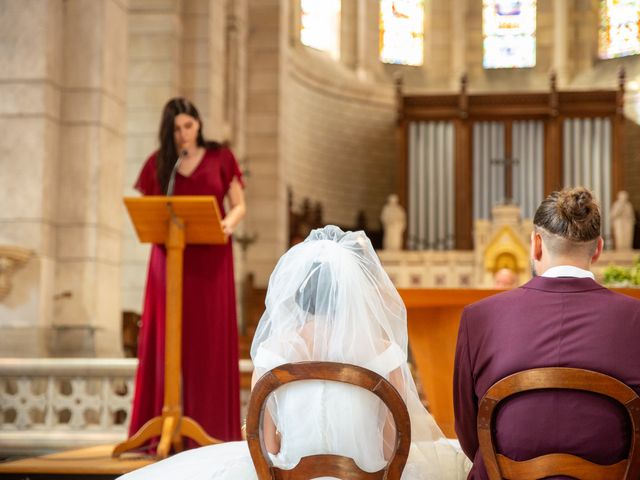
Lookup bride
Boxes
[120,226,471,479]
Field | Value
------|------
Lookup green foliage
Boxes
[603,257,640,286]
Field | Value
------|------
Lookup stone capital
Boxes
[0,245,32,301]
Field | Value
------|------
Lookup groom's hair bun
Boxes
[534,186,601,242]
[533,186,600,255]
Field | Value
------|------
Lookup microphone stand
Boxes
[167,149,187,196]
[166,150,187,223]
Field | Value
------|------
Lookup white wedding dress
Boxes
[119,226,471,480]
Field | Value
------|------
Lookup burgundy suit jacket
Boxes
[453,276,640,480]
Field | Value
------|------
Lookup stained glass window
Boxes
[300,0,341,59]
[379,0,424,66]
[483,0,537,69]
[599,0,640,59]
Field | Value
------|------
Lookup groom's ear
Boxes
[531,231,543,261]
[591,237,604,264]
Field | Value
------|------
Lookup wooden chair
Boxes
[246,361,411,480]
[477,367,640,480]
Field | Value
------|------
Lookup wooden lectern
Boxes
[113,196,227,459]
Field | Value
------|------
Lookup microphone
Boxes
[166,149,188,196]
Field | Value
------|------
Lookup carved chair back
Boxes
[246,361,411,480]
[477,367,640,480]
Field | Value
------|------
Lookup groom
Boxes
[453,187,640,479]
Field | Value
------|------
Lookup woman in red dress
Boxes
[129,97,245,445]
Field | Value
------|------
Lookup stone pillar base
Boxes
[0,327,48,357]
[48,325,97,357]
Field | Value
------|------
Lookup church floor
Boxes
[0,445,155,479]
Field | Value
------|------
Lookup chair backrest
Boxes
[477,367,640,480]
[246,361,411,480]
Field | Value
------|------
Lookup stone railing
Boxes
[0,358,253,456]
[0,358,135,455]
[378,250,476,288]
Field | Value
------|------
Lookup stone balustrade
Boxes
[0,358,253,456]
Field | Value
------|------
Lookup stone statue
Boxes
[380,194,406,251]
[611,190,635,251]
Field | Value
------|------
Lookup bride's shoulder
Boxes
[253,334,308,371]
[364,341,406,377]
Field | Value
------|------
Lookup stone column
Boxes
[224,0,250,327]
[356,0,384,80]
[340,0,358,70]
[53,0,129,357]
[552,0,569,87]
[207,0,227,141]
[181,0,227,140]
[121,0,183,316]
[0,0,64,357]
[243,0,287,287]
[573,0,598,75]
[227,0,248,153]
[450,0,468,89]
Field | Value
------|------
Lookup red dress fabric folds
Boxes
[129,147,243,444]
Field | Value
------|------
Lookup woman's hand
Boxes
[221,217,235,236]
[221,178,246,236]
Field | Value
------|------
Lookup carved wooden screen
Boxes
[397,74,625,250]
[471,119,545,222]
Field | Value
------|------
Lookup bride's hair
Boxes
[295,261,324,316]
[294,238,368,317]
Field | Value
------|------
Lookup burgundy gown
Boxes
[129,146,243,444]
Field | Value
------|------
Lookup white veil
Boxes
[250,226,468,479]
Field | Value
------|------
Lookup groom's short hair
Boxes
[533,186,601,256]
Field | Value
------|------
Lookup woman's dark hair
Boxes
[156,97,221,193]
[533,187,601,243]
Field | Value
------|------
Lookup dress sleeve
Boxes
[253,345,288,373]
[364,342,406,378]
[252,335,307,373]
[134,153,161,195]
[220,147,245,193]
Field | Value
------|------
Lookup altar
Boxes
[398,288,498,438]
[400,287,640,438]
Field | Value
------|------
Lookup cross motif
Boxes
[490,156,519,205]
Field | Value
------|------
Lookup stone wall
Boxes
[0,0,128,357]
[280,0,396,241]
[0,0,63,356]
[281,50,396,230]
[54,0,129,357]
[181,0,227,141]
[121,0,183,313]
[238,0,287,287]
[121,0,235,312]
